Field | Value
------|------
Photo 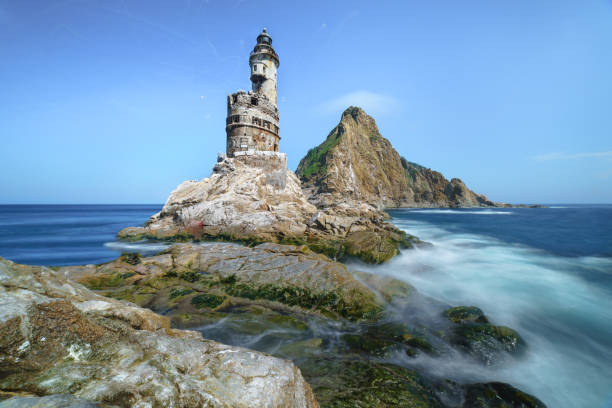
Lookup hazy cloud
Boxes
[533,151,612,161]
[318,91,399,116]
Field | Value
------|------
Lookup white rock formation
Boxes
[0,257,319,408]
[121,153,317,242]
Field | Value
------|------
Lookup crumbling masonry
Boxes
[226,29,281,157]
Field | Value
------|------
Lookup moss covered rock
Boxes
[463,382,547,408]
[341,322,433,357]
[444,306,489,324]
[444,306,525,365]
[299,359,445,408]
[63,243,385,322]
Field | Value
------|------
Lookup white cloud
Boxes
[533,151,612,161]
[318,91,399,116]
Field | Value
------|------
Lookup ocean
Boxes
[1,204,611,408]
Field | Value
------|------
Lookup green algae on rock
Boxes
[443,306,525,365]
[463,382,547,408]
[62,243,385,322]
[444,306,489,324]
[298,359,445,408]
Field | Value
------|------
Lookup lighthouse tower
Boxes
[226,29,281,157]
[249,28,279,106]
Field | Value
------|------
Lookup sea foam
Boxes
[352,217,612,408]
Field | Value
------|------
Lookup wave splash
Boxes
[408,209,514,215]
[352,218,612,408]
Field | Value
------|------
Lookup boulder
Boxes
[0,257,319,408]
[443,306,525,365]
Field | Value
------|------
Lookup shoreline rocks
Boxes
[118,153,426,264]
[54,243,546,408]
[0,256,319,408]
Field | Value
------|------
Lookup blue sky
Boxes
[1,0,611,204]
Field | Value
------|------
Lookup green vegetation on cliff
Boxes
[296,106,497,208]
[299,125,343,180]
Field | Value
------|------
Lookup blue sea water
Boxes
[0,204,162,265]
[0,204,611,407]
[357,205,612,408]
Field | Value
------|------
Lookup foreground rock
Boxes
[61,243,545,408]
[0,257,319,408]
[297,107,502,208]
[62,243,384,322]
[118,152,425,263]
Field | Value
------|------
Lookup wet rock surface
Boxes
[62,243,385,321]
[443,306,525,365]
[0,256,319,408]
[60,244,546,408]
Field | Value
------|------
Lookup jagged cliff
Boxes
[297,107,498,208]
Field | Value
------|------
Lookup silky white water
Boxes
[353,213,612,408]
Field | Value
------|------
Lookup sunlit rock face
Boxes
[297,106,498,209]
[117,153,424,264]
[120,152,317,243]
[0,257,319,408]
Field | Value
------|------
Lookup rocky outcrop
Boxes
[296,106,500,208]
[56,244,546,408]
[0,256,319,408]
[117,152,425,263]
[123,152,316,243]
[61,243,385,322]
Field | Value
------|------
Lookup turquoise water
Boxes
[0,204,611,407]
[354,206,612,408]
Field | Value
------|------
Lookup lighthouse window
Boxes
[263,66,266,73]
[253,65,257,72]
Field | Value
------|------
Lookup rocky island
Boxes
[1,29,547,407]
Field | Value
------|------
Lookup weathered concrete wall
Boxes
[226,90,280,156]
[250,52,278,105]
[234,151,288,190]
[225,29,281,157]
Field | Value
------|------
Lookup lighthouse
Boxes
[226,29,281,157]
[249,28,279,106]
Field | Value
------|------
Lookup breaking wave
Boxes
[408,209,514,215]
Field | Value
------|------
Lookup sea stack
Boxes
[117,30,421,263]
